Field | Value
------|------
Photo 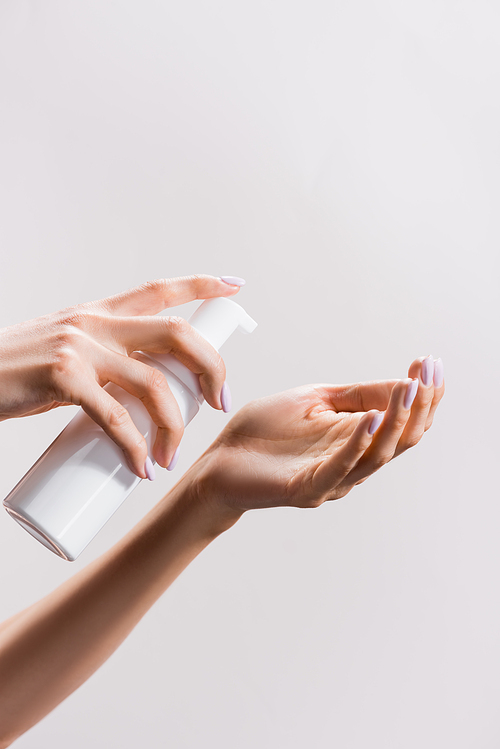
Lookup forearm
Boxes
[0,468,240,747]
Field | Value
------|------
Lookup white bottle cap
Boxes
[140,298,257,403]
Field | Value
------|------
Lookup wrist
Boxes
[108,457,243,609]
[158,450,244,539]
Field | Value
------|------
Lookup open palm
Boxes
[201,357,444,513]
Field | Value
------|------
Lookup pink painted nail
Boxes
[167,446,180,472]
[219,276,246,287]
[404,379,419,410]
[369,412,384,435]
[144,456,156,481]
[221,381,232,413]
[421,355,434,387]
[433,358,444,388]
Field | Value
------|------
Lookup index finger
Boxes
[93,275,244,317]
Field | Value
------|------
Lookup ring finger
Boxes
[393,355,435,457]
[96,346,185,470]
[337,377,418,488]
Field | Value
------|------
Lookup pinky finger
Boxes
[312,410,383,497]
[78,378,149,480]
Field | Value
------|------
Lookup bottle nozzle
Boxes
[188,297,257,351]
[139,297,257,406]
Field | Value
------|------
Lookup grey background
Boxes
[0,1,498,746]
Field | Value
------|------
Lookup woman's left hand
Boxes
[193,356,444,519]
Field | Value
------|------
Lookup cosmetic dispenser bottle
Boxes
[3,298,257,561]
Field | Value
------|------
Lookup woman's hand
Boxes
[0,275,244,478]
[194,356,444,520]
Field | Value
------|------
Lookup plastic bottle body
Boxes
[3,362,200,561]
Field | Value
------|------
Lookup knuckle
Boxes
[166,315,188,338]
[404,433,422,450]
[214,352,226,376]
[393,412,410,431]
[208,351,226,380]
[138,278,170,306]
[56,325,84,349]
[108,404,131,431]
[156,408,184,440]
[370,455,390,472]
[189,273,206,296]
[141,278,167,295]
[50,343,81,381]
[335,488,349,500]
[58,308,91,329]
[308,497,325,509]
[325,490,343,502]
[131,434,147,456]
[296,496,324,509]
[48,316,96,382]
[51,314,92,351]
[169,413,184,440]
[144,367,168,395]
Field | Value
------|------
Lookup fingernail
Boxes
[421,355,434,387]
[221,381,232,413]
[433,358,444,388]
[219,276,246,287]
[144,456,156,481]
[404,379,419,410]
[167,446,180,472]
[369,412,384,435]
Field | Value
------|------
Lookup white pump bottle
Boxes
[3,297,257,561]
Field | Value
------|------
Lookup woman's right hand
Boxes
[0,275,244,478]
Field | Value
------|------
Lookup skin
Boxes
[0,275,241,477]
[0,356,444,747]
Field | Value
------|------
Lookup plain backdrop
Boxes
[0,1,499,747]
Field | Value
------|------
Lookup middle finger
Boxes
[108,315,227,410]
